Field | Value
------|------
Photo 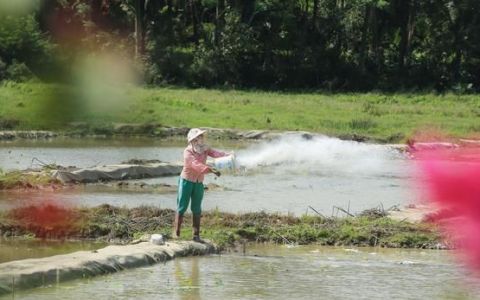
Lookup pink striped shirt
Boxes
[180,145,227,182]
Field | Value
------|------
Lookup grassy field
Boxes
[1,81,480,142]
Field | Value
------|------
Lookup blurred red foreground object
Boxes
[414,145,480,269]
[9,199,78,238]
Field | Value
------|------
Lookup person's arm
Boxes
[207,148,228,158]
[184,150,211,174]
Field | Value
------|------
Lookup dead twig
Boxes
[332,206,355,217]
[30,157,49,168]
[270,228,294,246]
[386,204,400,212]
[308,206,326,218]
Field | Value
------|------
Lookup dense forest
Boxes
[1,0,479,91]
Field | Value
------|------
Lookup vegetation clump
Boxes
[0,205,444,250]
[0,170,60,190]
[1,1,480,91]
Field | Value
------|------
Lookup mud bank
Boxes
[0,161,184,190]
[3,126,480,147]
[0,131,58,140]
[0,126,355,142]
[0,241,217,296]
[0,205,445,250]
[0,168,227,193]
[52,162,183,184]
[82,182,224,193]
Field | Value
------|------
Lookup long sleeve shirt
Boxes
[180,145,227,182]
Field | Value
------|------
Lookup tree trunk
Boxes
[451,0,463,82]
[37,0,57,32]
[241,0,255,23]
[370,7,383,72]
[313,0,319,29]
[405,1,416,68]
[189,0,200,44]
[90,0,103,24]
[359,4,371,73]
[398,0,415,72]
[215,0,226,45]
[335,0,345,56]
[135,0,146,60]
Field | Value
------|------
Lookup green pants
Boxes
[176,177,204,216]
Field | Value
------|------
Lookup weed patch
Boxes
[0,205,444,250]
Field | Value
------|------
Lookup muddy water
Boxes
[10,245,480,300]
[0,239,106,263]
[0,136,417,215]
[0,137,247,170]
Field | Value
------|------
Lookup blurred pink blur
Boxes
[413,140,480,269]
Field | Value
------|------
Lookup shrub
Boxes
[5,60,34,82]
[0,118,20,129]
[349,118,377,131]
[0,57,6,80]
[362,102,383,116]
[0,14,54,81]
[189,11,259,87]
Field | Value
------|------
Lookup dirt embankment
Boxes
[0,163,225,192]
[0,159,183,190]
[0,204,445,250]
[0,124,375,143]
[3,124,480,148]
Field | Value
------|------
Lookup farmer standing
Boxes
[173,128,228,242]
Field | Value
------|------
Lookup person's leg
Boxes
[192,214,202,242]
[174,177,194,238]
[190,182,205,242]
[173,213,183,239]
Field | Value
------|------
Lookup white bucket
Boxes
[213,154,237,171]
[150,234,165,245]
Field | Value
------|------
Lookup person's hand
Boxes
[210,167,221,177]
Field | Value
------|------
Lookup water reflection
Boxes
[0,239,106,263]
[11,245,480,300]
[175,257,201,300]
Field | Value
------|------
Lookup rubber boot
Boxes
[192,214,204,243]
[173,213,183,239]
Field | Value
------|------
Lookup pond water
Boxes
[0,239,106,263]
[0,139,473,298]
[9,244,480,300]
[0,137,236,170]
[0,136,418,215]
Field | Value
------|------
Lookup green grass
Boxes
[0,170,60,189]
[1,81,480,141]
[0,205,443,250]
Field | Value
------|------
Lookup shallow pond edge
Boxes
[0,241,217,296]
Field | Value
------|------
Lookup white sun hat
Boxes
[187,128,207,143]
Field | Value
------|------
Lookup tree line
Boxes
[1,0,479,92]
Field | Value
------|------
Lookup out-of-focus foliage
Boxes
[1,0,480,91]
[0,15,53,81]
